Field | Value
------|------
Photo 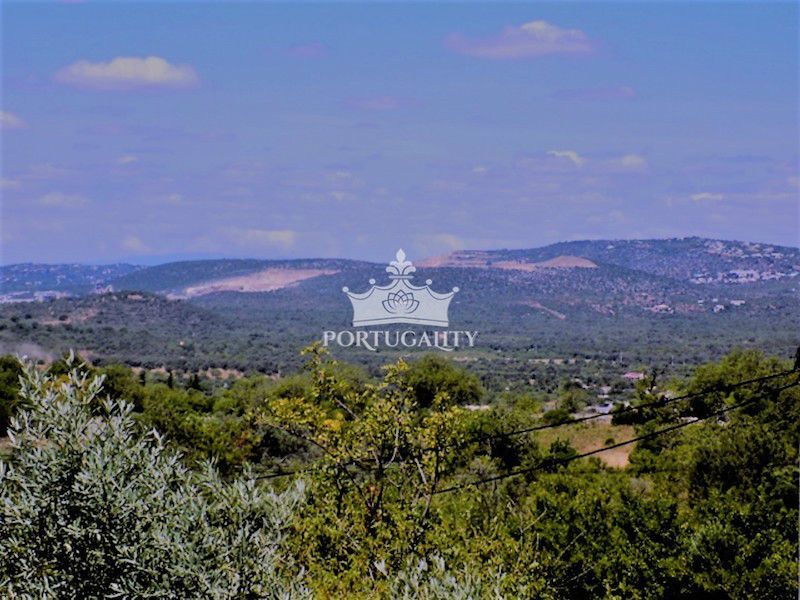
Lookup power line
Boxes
[254,467,310,481]
[488,407,800,479]
[254,367,798,482]
[417,367,797,453]
[430,378,799,495]
[512,457,799,479]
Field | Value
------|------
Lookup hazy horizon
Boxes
[2,234,798,268]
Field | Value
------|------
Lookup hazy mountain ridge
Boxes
[440,237,800,284]
[1,237,797,380]
[0,263,141,299]
[102,258,373,295]
[3,238,797,303]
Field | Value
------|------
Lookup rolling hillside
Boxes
[1,237,797,391]
[3,238,798,301]
[104,258,371,296]
[0,263,140,299]
[427,237,800,284]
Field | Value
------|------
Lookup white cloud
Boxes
[117,155,138,165]
[122,235,150,253]
[608,209,627,224]
[547,150,584,167]
[1,178,21,190]
[1,110,26,130]
[238,228,297,249]
[143,192,186,206]
[55,56,199,90]
[616,154,648,171]
[24,164,73,181]
[285,42,327,59]
[446,20,595,59]
[330,191,358,202]
[331,170,354,181]
[346,96,418,111]
[37,192,88,208]
[552,86,636,101]
[415,233,466,256]
[430,233,464,251]
[691,192,725,202]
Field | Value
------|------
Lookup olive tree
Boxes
[0,355,309,599]
[259,345,472,591]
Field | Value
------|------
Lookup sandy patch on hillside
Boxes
[416,254,450,268]
[417,251,491,268]
[202,367,245,379]
[419,253,597,270]
[171,268,338,298]
[39,307,98,326]
[494,256,598,270]
[594,446,632,468]
[518,301,566,320]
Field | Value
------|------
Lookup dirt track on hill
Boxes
[170,268,338,298]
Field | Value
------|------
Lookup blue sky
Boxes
[1,2,798,264]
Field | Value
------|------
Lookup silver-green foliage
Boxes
[0,356,309,599]
[380,556,504,600]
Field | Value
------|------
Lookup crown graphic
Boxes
[343,249,459,327]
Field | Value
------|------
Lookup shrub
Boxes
[0,355,23,435]
[0,355,309,598]
[541,407,572,425]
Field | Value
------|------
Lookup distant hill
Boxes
[1,238,797,384]
[0,263,140,299]
[428,238,800,285]
[0,291,261,370]
[105,258,372,297]
[4,238,798,303]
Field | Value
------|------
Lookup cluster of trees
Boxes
[1,348,797,597]
[3,271,798,391]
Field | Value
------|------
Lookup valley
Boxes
[1,237,797,404]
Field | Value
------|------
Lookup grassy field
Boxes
[0,437,11,461]
[535,420,635,468]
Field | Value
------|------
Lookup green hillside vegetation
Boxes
[475,237,800,283]
[2,238,797,366]
[108,258,372,294]
[1,348,797,597]
[2,280,796,398]
[4,238,798,298]
[2,238,797,395]
[0,263,139,295]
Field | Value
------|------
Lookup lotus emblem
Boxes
[382,290,419,315]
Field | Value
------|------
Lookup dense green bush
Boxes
[403,354,484,408]
[0,356,308,598]
[1,349,797,598]
[0,355,22,435]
